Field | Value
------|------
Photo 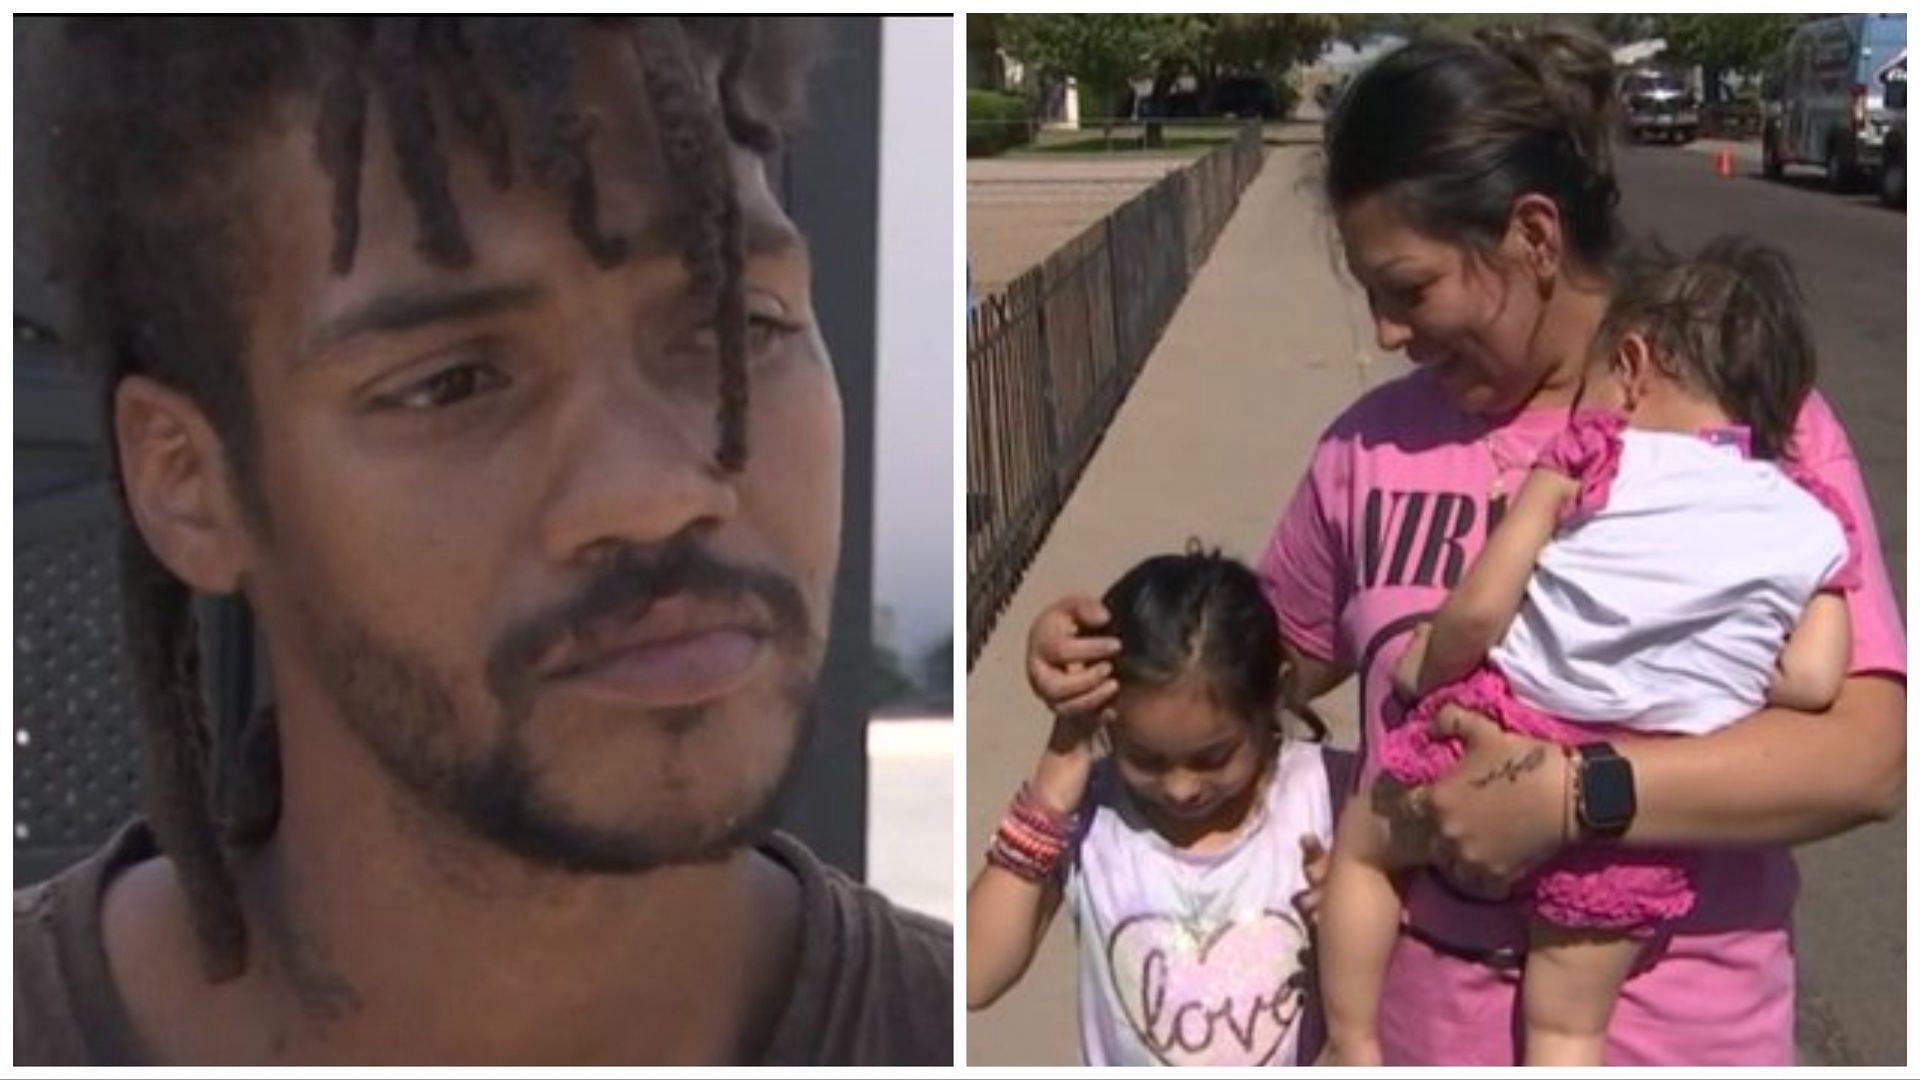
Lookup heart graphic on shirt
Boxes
[1106,909,1307,1067]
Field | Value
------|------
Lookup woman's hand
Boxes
[1025,594,1122,722]
[1415,705,1572,896]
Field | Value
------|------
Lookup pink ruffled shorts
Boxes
[1381,665,1697,934]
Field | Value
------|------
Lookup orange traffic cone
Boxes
[1714,150,1734,178]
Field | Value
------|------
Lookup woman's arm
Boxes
[1413,467,1575,696]
[1283,636,1349,705]
[1624,673,1903,845]
[966,718,1098,1009]
[1416,675,1904,887]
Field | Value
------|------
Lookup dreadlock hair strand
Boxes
[476,17,629,268]
[371,17,473,268]
[314,22,370,276]
[119,532,250,980]
[630,17,750,470]
[426,20,514,192]
[715,20,781,156]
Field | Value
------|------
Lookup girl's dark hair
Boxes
[1597,236,1817,461]
[45,16,816,983]
[1102,545,1322,740]
[1324,24,1622,268]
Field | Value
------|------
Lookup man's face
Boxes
[227,30,842,870]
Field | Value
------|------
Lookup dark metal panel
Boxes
[774,16,882,879]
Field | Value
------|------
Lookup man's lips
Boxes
[535,594,775,708]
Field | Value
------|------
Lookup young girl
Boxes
[1320,237,1859,1067]
[967,547,1352,1067]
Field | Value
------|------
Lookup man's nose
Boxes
[539,371,739,563]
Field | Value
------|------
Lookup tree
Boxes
[999,14,1198,140]
[1656,14,1803,71]
[1364,13,1654,46]
[1589,14,1661,46]
[1188,15,1353,104]
[867,640,918,712]
[920,635,954,712]
[1655,15,1806,103]
[1187,15,1344,83]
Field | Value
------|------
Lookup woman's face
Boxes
[1337,192,1555,416]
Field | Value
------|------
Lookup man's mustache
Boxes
[485,535,812,704]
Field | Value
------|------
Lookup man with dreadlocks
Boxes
[15,17,951,1065]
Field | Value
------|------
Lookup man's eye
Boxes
[684,311,803,359]
[683,303,802,361]
[374,362,509,411]
[747,311,803,355]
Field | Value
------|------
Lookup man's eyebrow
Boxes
[629,213,807,262]
[746,216,806,260]
[308,281,545,353]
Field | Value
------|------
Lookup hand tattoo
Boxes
[1467,745,1546,789]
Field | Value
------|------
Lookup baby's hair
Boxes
[1597,236,1816,461]
[1101,543,1324,740]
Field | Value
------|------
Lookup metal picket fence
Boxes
[967,123,1266,665]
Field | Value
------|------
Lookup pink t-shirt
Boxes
[1258,368,1905,1065]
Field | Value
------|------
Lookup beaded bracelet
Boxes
[986,782,1079,883]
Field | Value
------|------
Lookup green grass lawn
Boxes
[1008,121,1307,157]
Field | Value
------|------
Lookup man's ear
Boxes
[1506,192,1565,287]
[113,375,251,595]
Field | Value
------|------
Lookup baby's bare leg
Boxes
[1522,922,1643,1066]
[1319,791,1416,1066]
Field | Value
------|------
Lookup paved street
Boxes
[1613,141,1908,1067]
[965,137,1906,1065]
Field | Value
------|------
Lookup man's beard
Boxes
[292,535,822,874]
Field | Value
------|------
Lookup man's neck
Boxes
[107,705,802,1064]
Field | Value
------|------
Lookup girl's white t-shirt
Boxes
[1492,429,1851,734]
[1063,740,1335,1067]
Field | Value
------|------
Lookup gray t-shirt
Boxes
[14,820,952,1065]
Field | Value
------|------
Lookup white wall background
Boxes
[872,17,956,666]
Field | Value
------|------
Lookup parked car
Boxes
[1211,76,1280,120]
[1878,49,1906,206]
[1762,13,1907,192]
[1133,88,1200,120]
[1620,68,1699,144]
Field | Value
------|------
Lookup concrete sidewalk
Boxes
[965,145,1406,1065]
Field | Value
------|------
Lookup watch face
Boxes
[1582,756,1636,831]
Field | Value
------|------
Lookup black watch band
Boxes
[1574,742,1636,840]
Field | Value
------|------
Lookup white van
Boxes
[1762,14,1907,191]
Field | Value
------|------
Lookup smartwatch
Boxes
[1573,743,1636,840]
